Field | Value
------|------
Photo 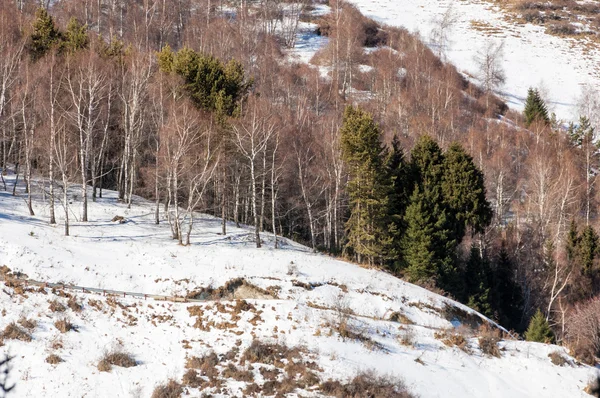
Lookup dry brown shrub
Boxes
[45,354,63,364]
[151,379,182,398]
[240,340,303,366]
[17,317,37,331]
[243,383,261,395]
[48,299,66,313]
[54,318,74,333]
[2,322,31,342]
[97,350,136,372]
[478,325,501,357]
[182,369,202,388]
[434,329,470,353]
[389,311,414,325]
[67,297,82,312]
[565,297,600,365]
[319,370,414,398]
[548,350,568,366]
[222,363,254,382]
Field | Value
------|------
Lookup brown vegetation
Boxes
[97,351,136,372]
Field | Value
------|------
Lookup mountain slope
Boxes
[346,0,600,122]
[0,171,597,397]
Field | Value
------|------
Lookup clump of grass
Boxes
[151,379,182,398]
[2,322,32,342]
[48,299,66,313]
[97,350,136,372]
[434,329,470,353]
[548,350,568,366]
[478,325,501,357]
[17,317,37,331]
[320,370,414,398]
[67,297,82,312]
[45,354,63,364]
[54,318,74,333]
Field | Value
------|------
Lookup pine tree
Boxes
[464,247,493,318]
[442,142,492,242]
[523,87,550,127]
[403,135,456,289]
[524,309,554,343]
[385,135,411,270]
[579,225,599,277]
[29,8,62,61]
[62,17,89,54]
[491,243,524,331]
[340,106,391,265]
[156,46,251,117]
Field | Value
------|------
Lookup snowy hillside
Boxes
[345,0,600,122]
[0,172,598,397]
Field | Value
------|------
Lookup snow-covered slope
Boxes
[345,0,600,122]
[0,172,598,397]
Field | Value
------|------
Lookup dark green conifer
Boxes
[29,8,62,61]
[63,17,88,53]
[340,106,391,265]
[524,309,554,343]
[523,87,550,127]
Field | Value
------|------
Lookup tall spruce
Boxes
[403,135,456,288]
[442,142,492,242]
[523,87,550,127]
[491,243,524,331]
[464,246,493,318]
[340,106,391,265]
[385,135,411,270]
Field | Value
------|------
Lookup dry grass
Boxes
[2,322,32,342]
[97,350,136,372]
[398,327,416,347]
[548,350,568,366]
[67,297,82,312]
[151,379,182,398]
[45,354,63,364]
[182,369,202,388]
[478,325,502,357]
[17,317,37,331]
[54,318,74,333]
[48,299,66,313]
[320,370,414,398]
[389,311,414,325]
[434,329,470,353]
[222,363,254,382]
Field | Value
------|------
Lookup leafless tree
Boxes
[474,40,505,109]
[233,100,276,248]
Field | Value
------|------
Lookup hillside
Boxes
[346,0,600,121]
[0,172,597,397]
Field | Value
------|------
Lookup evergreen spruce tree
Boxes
[523,87,550,127]
[579,225,599,277]
[441,142,493,242]
[464,247,493,318]
[62,17,89,54]
[524,309,555,343]
[403,135,456,288]
[385,135,411,270]
[491,243,524,331]
[29,8,62,61]
[340,106,391,265]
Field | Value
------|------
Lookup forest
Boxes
[1,0,600,365]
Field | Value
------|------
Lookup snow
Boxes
[345,0,600,122]
[0,171,598,397]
